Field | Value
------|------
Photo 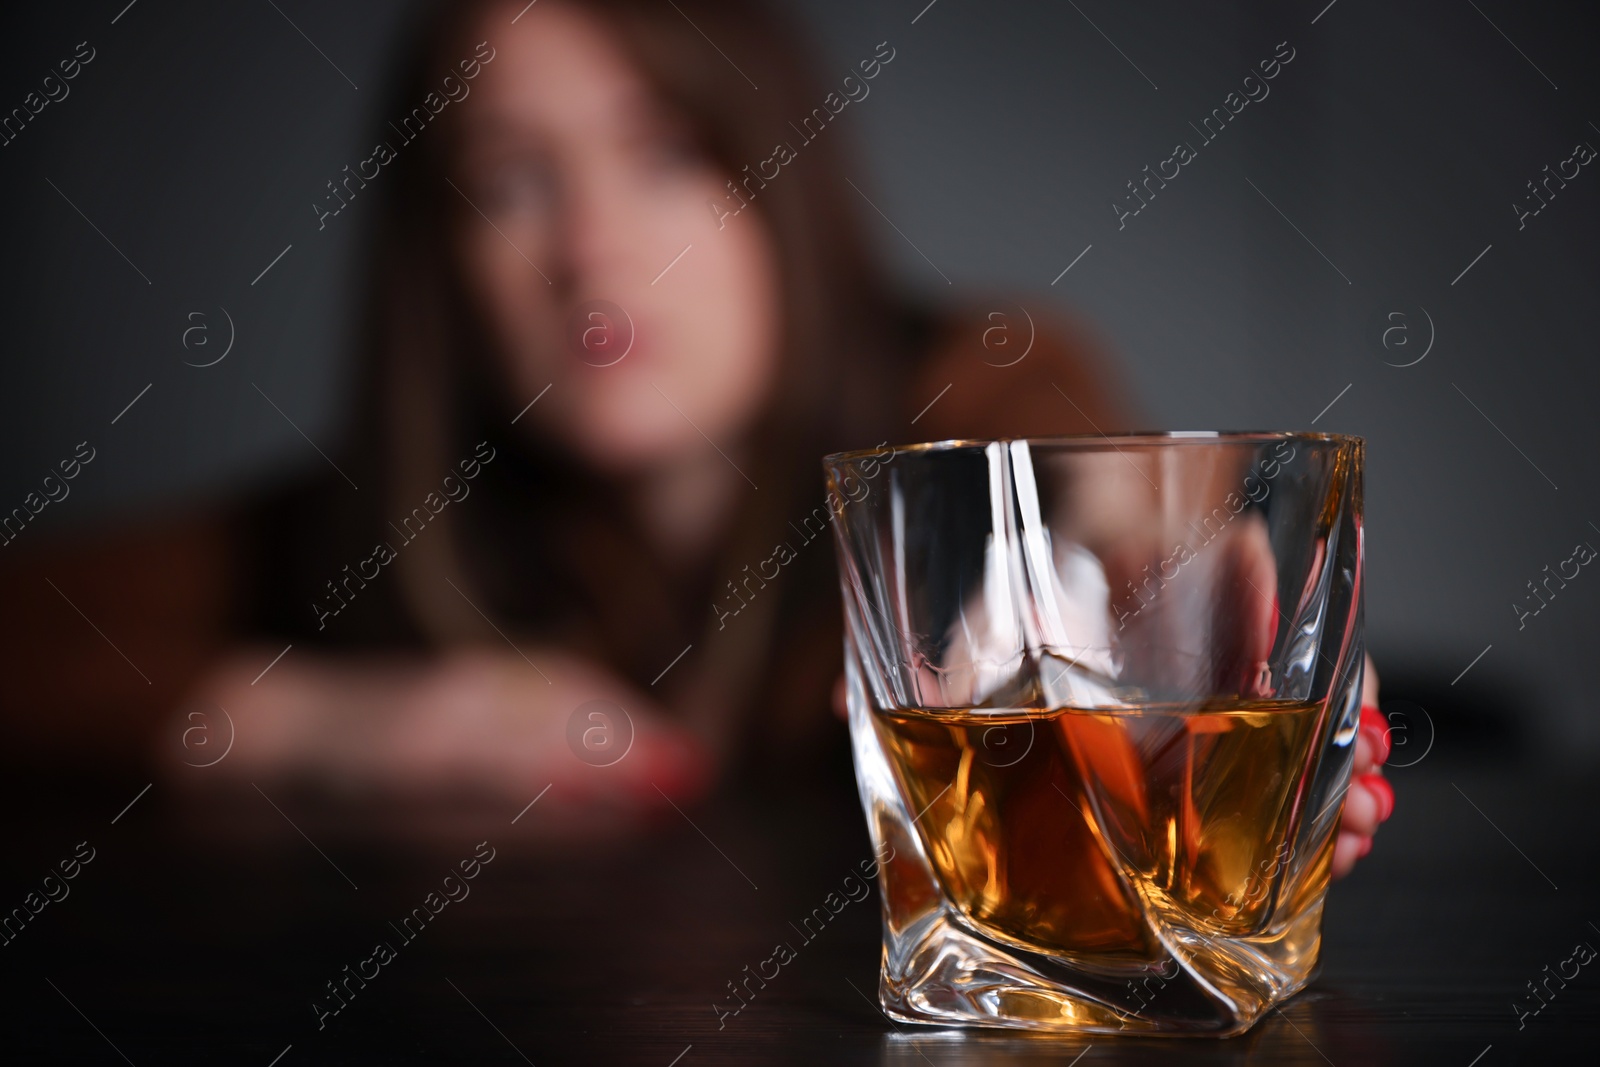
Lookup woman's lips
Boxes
[567,298,642,367]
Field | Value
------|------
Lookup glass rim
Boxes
[823,430,1363,466]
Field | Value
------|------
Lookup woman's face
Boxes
[447,1,782,474]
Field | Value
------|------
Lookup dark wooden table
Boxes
[2,752,1594,1065]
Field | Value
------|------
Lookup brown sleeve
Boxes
[910,302,1135,441]
[0,511,235,772]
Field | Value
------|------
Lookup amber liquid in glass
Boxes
[872,699,1330,967]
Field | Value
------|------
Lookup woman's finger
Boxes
[1331,830,1371,879]
[1357,705,1391,772]
[1335,653,1394,878]
[1342,772,1392,837]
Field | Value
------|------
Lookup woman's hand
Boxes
[162,645,711,809]
[1332,653,1394,878]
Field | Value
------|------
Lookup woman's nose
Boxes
[559,177,644,292]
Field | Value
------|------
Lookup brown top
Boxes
[0,305,1128,773]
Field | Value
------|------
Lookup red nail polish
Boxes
[1360,773,1394,822]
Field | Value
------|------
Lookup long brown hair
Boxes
[294,0,926,759]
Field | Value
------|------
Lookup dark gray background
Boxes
[2,1,1596,757]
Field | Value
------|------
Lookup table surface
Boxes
[1,753,1595,1066]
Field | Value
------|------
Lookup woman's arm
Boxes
[0,509,709,809]
[166,645,709,805]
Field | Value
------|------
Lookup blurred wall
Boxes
[2,1,1596,756]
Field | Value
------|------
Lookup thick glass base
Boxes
[879,901,1324,1037]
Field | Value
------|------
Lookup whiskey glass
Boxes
[823,433,1364,1036]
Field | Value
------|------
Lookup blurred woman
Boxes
[0,0,1391,870]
